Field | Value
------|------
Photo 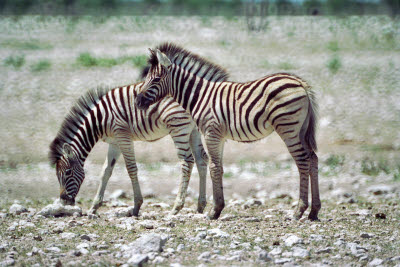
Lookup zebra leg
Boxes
[285,142,311,220]
[89,144,121,214]
[189,128,208,213]
[308,151,321,221]
[205,136,225,220]
[170,130,195,215]
[117,134,143,217]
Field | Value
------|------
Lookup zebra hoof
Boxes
[129,207,140,217]
[308,211,320,221]
[197,206,205,214]
[197,201,207,214]
[207,210,222,220]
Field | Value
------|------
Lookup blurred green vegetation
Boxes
[76,52,147,68]
[326,55,342,74]
[0,0,398,16]
[3,55,25,69]
[1,39,53,50]
[30,59,51,72]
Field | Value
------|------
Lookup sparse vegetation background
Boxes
[0,1,400,266]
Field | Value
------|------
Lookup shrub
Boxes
[131,55,147,68]
[30,60,51,72]
[277,61,295,70]
[4,55,25,69]
[327,55,341,74]
[77,52,98,67]
[327,41,340,52]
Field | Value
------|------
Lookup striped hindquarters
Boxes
[220,73,317,153]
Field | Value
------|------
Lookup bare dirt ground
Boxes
[0,16,400,266]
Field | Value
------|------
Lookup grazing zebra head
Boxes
[50,142,85,205]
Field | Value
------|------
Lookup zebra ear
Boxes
[63,143,75,159]
[156,49,171,68]
[148,48,155,56]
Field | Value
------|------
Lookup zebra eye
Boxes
[153,77,161,83]
[65,169,72,177]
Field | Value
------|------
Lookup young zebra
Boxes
[136,43,320,221]
[49,82,209,216]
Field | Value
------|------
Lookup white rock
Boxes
[0,258,15,266]
[368,258,384,266]
[198,251,211,261]
[349,209,371,217]
[127,253,148,266]
[115,206,136,218]
[274,258,292,264]
[207,228,230,238]
[284,235,303,247]
[61,232,77,239]
[79,248,89,255]
[258,250,272,262]
[226,255,241,261]
[123,233,168,257]
[76,243,89,250]
[153,256,165,264]
[176,244,185,252]
[269,247,282,256]
[346,242,368,256]
[292,247,310,258]
[316,247,333,254]
[45,246,61,253]
[9,204,27,215]
[254,237,264,243]
[37,201,82,217]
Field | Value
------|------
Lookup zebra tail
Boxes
[300,82,318,153]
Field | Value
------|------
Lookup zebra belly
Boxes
[129,127,169,142]
[228,122,274,143]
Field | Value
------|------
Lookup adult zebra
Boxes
[136,43,320,221]
[49,81,209,216]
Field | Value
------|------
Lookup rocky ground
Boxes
[0,15,399,266]
[1,159,399,266]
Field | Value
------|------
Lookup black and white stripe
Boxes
[136,43,320,221]
[49,82,208,216]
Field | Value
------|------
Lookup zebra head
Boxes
[136,49,172,110]
[56,143,85,206]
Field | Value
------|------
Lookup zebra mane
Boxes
[149,42,229,82]
[48,87,110,166]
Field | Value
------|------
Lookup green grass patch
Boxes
[277,61,295,70]
[1,39,53,50]
[361,157,390,176]
[327,40,340,52]
[3,55,25,69]
[223,171,234,178]
[30,59,51,72]
[76,52,147,69]
[325,154,345,171]
[326,55,342,74]
[130,54,147,68]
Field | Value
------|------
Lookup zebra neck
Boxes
[171,66,214,115]
[68,105,104,163]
